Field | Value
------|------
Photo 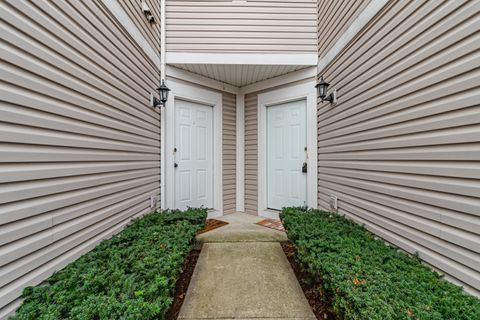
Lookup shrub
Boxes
[11,208,207,320]
[281,207,480,320]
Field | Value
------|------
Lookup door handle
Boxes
[302,162,307,173]
[174,163,178,168]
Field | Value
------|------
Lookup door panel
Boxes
[267,100,307,209]
[175,100,213,210]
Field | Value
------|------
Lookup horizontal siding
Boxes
[0,0,161,317]
[244,92,258,215]
[166,0,317,53]
[118,0,161,53]
[317,0,369,58]
[223,93,237,214]
[317,0,480,295]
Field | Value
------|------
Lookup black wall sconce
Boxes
[141,0,156,24]
[316,76,337,104]
[150,80,170,108]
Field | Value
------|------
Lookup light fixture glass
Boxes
[157,80,170,106]
[315,76,329,99]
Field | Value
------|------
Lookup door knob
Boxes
[302,162,307,173]
[174,163,178,168]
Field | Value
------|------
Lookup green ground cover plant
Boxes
[11,208,207,320]
[281,207,480,320]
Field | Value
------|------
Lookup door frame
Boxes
[257,81,318,218]
[163,80,223,214]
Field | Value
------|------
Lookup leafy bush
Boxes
[281,207,480,320]
[11,208,207,320]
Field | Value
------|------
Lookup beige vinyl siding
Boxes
[166,0,317,53]
[119,0,161,53]
[0,0,161,317]
[245,93,258,215]
[317,0,369,58]
[223,93,237,214]
[317,0,480,294]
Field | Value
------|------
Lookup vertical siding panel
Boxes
[317,0,480,295]
[166,0,317,53]
[0,0,161,316]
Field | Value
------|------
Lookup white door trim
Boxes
[164,80,223,213]
[257,81,318,215]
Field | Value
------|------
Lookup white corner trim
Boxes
[167,52,318,66]
[257,81,318,213]
[240,67,316,94]
[236,94,245,212]
[317,0,389,72]
[160,105,166,209]
[166,65,239,94]
[164,80,223,213]
[104,0,161,69]
[160,0,166,78]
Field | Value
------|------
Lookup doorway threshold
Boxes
[259,209,280,220]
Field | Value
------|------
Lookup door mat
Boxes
[256,219,286,232]
[197,219,229,235]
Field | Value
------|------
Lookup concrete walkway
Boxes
[178,213,316,320]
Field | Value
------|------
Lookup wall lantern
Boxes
[316,76,337,104]
[150,80,170,108]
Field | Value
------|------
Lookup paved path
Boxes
[178,213,316,320]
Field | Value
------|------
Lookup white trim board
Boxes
[167,52,318,66]
[160,0,166,78]
[103,0,161,69]
[257,81,318,212]
[317,0,389,72]
[164,80,223,213]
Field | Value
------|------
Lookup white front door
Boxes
[267,100,307,210]
[174,99,214,210]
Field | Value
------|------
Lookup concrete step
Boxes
[196,213,288,243]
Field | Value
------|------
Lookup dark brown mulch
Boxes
[196,219,228,235]
[281,242,337,320]
[165,246,202,320]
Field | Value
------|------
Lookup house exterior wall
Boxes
[0,0,161,316]
[317,0,480,294]
[222,92,237,214]
[119,0,161,53]
[244,92,258,215]
[166,0,317,53]
[317,0,369,59]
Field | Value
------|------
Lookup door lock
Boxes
[302,162,307,173]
